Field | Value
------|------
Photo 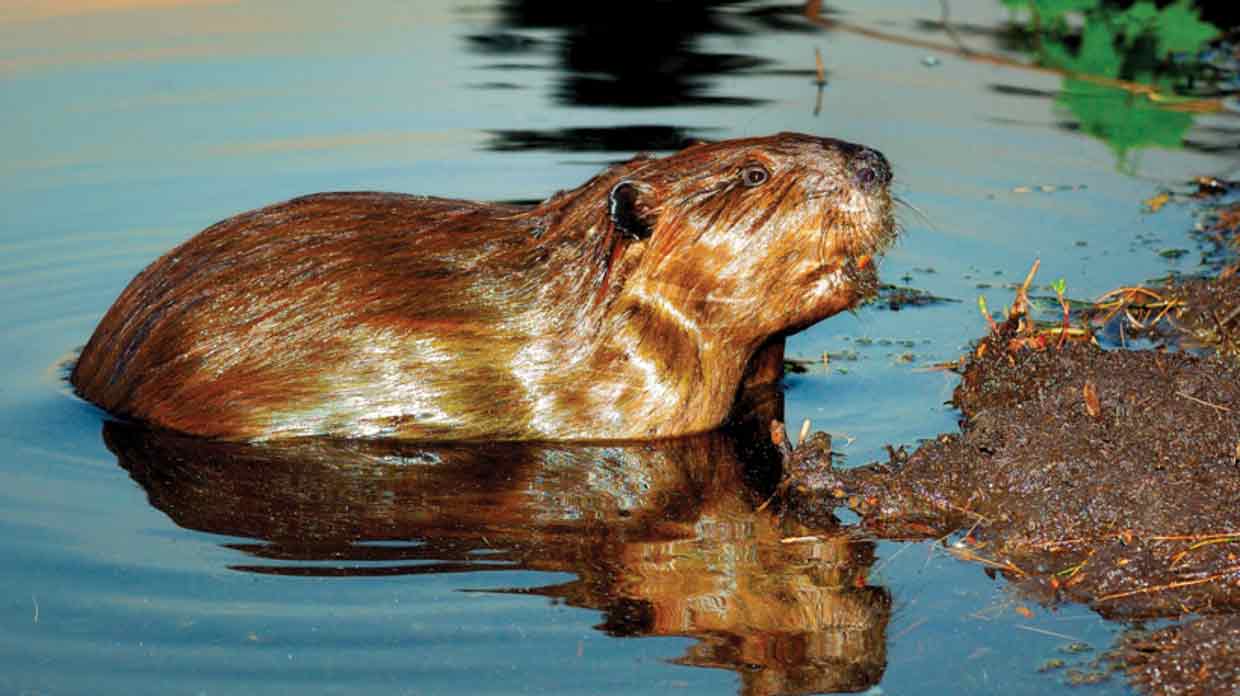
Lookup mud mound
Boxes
[781,309,1240,694]
[1114,615,1240,696]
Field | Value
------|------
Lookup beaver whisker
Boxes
[893,195,938,234]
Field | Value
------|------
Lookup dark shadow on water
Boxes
[485,125,720,153]
[467,2,836,155]
[471,1,826,109]
[100,389,890,696]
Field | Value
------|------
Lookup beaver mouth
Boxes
[817,191,897,291]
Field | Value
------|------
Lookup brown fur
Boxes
[71,133,895,441]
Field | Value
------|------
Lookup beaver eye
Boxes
[741,164,770,187]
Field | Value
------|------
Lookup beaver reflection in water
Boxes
[71,133,895,441]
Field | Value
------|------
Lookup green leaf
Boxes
[1113,1,1159,46]
[1152,0,1220,59]
[1031,0,1099,24]
[1077,21,1123,76]
[1039,37,1079,72]
[1047,20,1121,76]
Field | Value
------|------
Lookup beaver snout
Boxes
[820,138,892,192]
[850,147,891,192]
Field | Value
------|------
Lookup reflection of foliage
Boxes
[1059,79,1193,174]
[999,0,1221,169]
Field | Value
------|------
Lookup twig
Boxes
[1187,535,1240,550]
[1096,564,1240,603]
[938,0,971,55]
[1175,391,1232,413]
[812,47,827,116]
[1013,259,1041,317]
[1095,287,1167,303]
[1034,532,1240,549]
[1014,625,1082,642]
[943,501,991,523]
[947,547,1028,576]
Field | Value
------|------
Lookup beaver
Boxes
[70,132,895,441]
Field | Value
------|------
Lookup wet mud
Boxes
[1163,271,1240,361]
[786,318,1240,615]
[1092,197,1240,362]
[1114,615,1240,696]
[784,251,1240,694]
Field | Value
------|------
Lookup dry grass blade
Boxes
[1186,534,1240,550]
[1174,391,1232,413]
[1096,564,1240,603]
[1096,287,1168,303]
[1089,285,1184,331]
[1011,259,1041,317]
[1013,625,1083,642]
[946,546,1028,576]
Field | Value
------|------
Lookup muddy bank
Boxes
[1093,270,1240,362]
[1115,615,1240,696]
[785,317,1240,617]
[1164,271,1240,361]
[1093,196,1240,360]
[781,270,1240,693]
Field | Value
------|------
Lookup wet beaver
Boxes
[71,133,895,441]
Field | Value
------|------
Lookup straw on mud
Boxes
[1186,534,1240,550]
[1096,564,1240,603]
[946,546,1027,576]
[1033,532,1240,550]
[1096,287,1166,303]
[1174,391,1232,413]
[1091,286,1182,329]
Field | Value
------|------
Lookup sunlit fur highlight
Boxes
[71,132,896,441]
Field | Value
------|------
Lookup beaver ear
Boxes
[608,181,655,241]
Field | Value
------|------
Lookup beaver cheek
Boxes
[804,264,863,317]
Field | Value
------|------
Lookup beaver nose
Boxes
[850,146,891,192]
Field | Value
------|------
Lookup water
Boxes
[2,1,1235,694]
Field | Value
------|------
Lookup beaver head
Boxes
[506,132,899,438]
[597,132,895,348]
